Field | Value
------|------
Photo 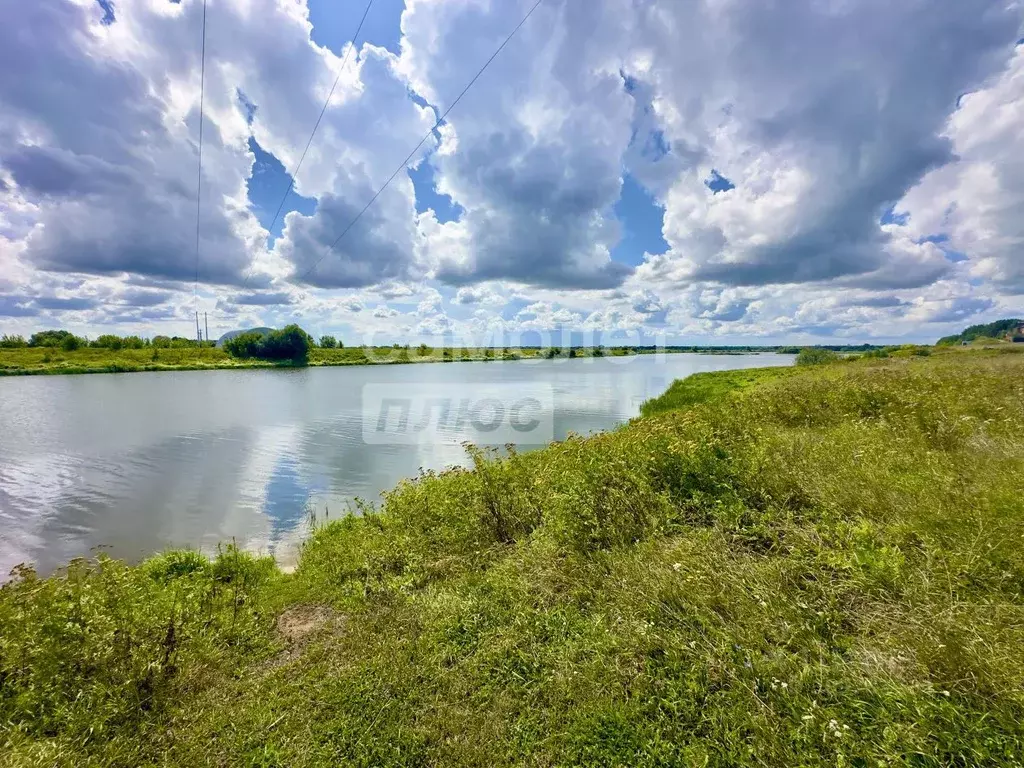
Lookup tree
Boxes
[29,330,75,347]
[60,335,82,351]
[0,335,27,348]
[261,325,313,363]
[320,335,337,349]
[225,325,313,364]
[92,335,124,350]
[223,331,266,359]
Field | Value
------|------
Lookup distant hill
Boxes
[216,327,274,347]
[938,318,1024,346]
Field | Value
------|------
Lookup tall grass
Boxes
[2,350,1023,765]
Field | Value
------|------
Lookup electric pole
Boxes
[204,312,209,345]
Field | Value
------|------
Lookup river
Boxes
[0,353,792,574]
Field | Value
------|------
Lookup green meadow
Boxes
[2,347,1023,766]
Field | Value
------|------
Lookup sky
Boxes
[1,0,1023,346]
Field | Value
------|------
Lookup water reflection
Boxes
[0,355,792,574]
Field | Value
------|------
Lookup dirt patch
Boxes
[267,605,343,668]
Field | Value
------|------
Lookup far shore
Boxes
[0,345,806,378]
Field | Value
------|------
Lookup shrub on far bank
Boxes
[152,336,210,349]
[224,324,313,364]
[28,330,78,348]
[795,347,840,366]
[91,334,147,350]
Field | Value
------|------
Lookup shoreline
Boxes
[0,347,798,378]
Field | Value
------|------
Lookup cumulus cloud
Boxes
[897,44,1024,294]
[453,285,506,306]
[267,46,436,288]
[630,0,1021,290]
[230,291,295,306]
[0,1,259,285]
[407,0,637,290]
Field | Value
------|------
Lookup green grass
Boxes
[3,350,1024,765]
[640,365,797,416]
[0,346,248,375]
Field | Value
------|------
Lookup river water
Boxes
[0,353,792,574]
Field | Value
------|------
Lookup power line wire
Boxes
[297,0,546,284]
[242,0,376,288]
[193,0,208,327]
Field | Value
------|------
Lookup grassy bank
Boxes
[0,345,639,376]
[3,349,1024,766]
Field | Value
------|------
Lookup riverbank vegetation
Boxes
[0,334,714,376]
[3,347,1023,765]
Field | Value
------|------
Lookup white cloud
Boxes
[897,44,1024,294]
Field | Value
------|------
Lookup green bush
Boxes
[0,334,27,348]
[223,330,266,359]
[261,325,313,362]
[28,330,76,348]
[224,325,312,363]
[319,335,337,349]
[92,334,124,350]
[795,347,840,366]
[0,548,276,748]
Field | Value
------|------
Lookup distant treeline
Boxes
[2,328,896,360]
[0,330,213,351]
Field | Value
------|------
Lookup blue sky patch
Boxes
[409,160,462,223]
[612,174,668,266]
[246,138,317,242]
[880,205,910,226]
[308,0,405,55]
[96,0,115,25]
[705,169,735,194]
